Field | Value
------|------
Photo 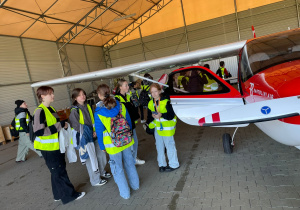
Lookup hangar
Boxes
[1,0,300,209]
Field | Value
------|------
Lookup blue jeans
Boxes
[131,129,138,161]
[154,128,180,168]
[108,146,139,199]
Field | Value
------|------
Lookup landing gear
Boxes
[222,127,238,154]
[222,133,233,154]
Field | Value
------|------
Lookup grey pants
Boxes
[16,132,42,161]
[85,140,108,186]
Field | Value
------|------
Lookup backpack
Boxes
[109,105,132,147]
[10,118,19,138]
[138,86,151,106]
[130,90,140,107]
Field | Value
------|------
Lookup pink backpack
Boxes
[110,105,132,147]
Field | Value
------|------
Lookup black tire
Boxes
[223,133,233,154]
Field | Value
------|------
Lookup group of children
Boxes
[13,76,180,203]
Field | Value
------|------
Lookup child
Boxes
[94,84,139,199]
[146,83,180,172]
[69,88,111,187]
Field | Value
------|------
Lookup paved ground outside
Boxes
[1,120,300,210]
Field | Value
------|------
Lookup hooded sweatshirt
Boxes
[14,107,32,133]
[94,100,132,150]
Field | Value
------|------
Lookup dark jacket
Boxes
[14,107,32,133]
[187,71,208,93]
[115,93,140,130]
[146,95,175,125]
[216,67,230,78]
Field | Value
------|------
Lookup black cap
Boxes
[15,100,25,108]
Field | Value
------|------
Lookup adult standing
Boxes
[14,100,42,162]
[69,88,111,187]
[94,84,139,199]
[33,86,85,204]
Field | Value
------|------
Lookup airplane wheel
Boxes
[223,133,233,154]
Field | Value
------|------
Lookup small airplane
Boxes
[32,28,300,154]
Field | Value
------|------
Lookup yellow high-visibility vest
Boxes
[220,67,225,79]
[71,104,95,132]
[203,74,217,92]
[33,103,59,151]
[97,103,134,155]
[148,99,177,136]
[115,94,131,103]
[178,76,189,89]
[15,112,30,131]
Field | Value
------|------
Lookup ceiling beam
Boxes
[2,5,116,36]
[80,0,137,21]
[0,0,8,8]
[103,0,173,49]
[57,0,118,50]
[20,0,59,37]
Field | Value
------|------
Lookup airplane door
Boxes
[166,66,244,126]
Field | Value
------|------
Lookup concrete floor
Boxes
[1,120,300,210]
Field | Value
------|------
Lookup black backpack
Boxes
[130,90,140,107]
[10,118,19,138]
[139,86,151,106]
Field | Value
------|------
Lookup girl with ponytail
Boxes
[94,84,139,199]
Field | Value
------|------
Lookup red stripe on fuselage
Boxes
[212,113,220,123]
[198,118,205,126]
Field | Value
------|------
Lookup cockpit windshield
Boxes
[241,30,300,81]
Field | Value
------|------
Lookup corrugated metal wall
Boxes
[0,38,105,126]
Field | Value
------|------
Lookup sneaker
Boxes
[141,120,146,123]
[165,165,180,172]
[94,179,107,186]
[159,166,166,172]
[54,199,61,202]
[135,157,145,165]
[16,160,26,163]
[75,192,86,200]
[101,172,112,179]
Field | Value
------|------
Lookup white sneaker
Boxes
[141,120,146,123]
[94,179,107,186]
[75,192,86,200]
[135,157,145,165]
[54,199,61,202]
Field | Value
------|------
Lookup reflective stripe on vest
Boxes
[33,104,59,151]
[97,103,134,155]
[72,104,95,132]
[15,112,30,131]
[203,74,216,92]
[148,99,177,136]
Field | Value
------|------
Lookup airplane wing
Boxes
[31,41,246,87]
[198,95,300,126]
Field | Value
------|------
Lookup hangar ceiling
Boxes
[0,0,172,47]
[0,0,285,48]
